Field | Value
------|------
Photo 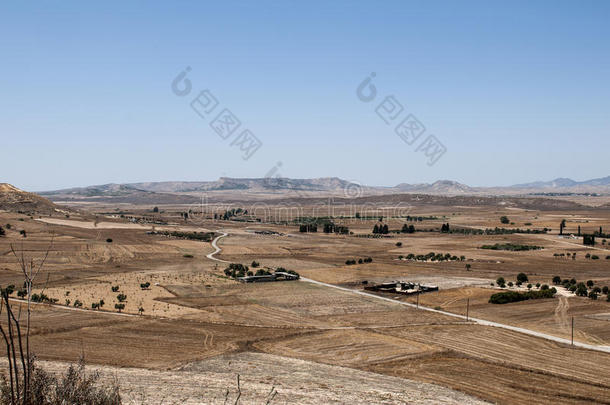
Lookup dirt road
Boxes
[206,232,229,263]
[206,231,610,353]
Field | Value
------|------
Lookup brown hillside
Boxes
[0,183,62,214]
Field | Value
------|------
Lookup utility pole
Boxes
[571,316,574,346]
[466,298,470,321]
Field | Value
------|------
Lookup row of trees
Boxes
[323,223,349,234]
[223,263,300,279]
[151,230,216,242]
[214,208,248,221]
[489,288,556,304]
[299,224,317,232]
[480,243,543,251]
[345,257,373,265]
[372,224,389,234]
[494,273,529,288]
[398,252,466,262]
[442,227,548,235]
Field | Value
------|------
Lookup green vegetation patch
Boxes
[480,243,543,251]
[489,289,556,304]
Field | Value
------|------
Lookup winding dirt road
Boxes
[206,232,229,263]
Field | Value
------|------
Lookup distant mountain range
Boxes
[37,175,610,201]
[511,176,610,189]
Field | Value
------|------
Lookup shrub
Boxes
[540,284,549,290]
[500,216,509,224]
[516,273,528,283]
[496,277,505,287]
[586,280,594,288]
[508,282,513,287]
[106,238,113,243]
[0,226,5,237]
[0,358,121,404]
[589,291,598,300]
[116,294,127,302]
[183,254,194,258]
[111,286,119,293]
[395,242,402,247]
[592,255,599,260]
[140,282,150,290]
[527,284,532,289]
[552,276,561,285]
[251,261,260,268]
[576,283,588,296]
[603,286,609,294]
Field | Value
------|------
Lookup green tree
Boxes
[500,216,509,224]
[516,273,528,284]
[552,276,561,285]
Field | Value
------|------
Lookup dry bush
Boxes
[1,357,121,405]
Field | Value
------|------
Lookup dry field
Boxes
[1,193,610,403]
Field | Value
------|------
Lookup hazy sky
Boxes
[1,1,609,191]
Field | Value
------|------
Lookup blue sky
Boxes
[1,0,609,191]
